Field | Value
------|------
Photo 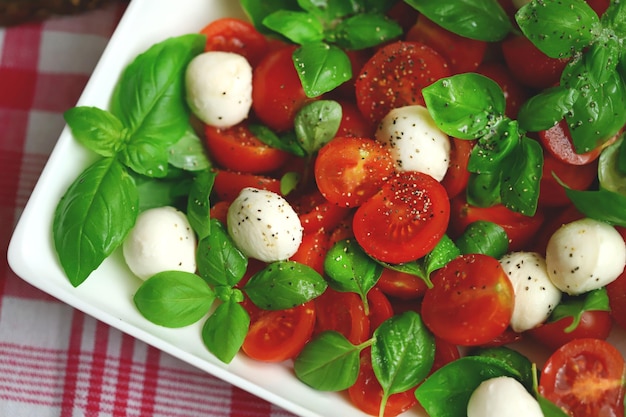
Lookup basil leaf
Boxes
[517,86,580,132]
[244,260,328,310]
[585,37,620,85]
[239,0,299,34]
[294,99,342,153]
[423,73,506,140]
[516,0,601,58]
[560,182,626,227]
[331,13,402,50]
[499,136,543,216]
[467,121,519,173]
[249,123,307,157]
[294,331,361,391]
[263,10,325,44]
[466,171,502,207]
[549,288,610,332]
[371,312,435,404]
[53,157,138,286]
[470,346,534,391]
[63,106,125,157]
[134,173,191,212]
[293,42,352,97]
[187,170,216,240]
[455,220,509,259]
[538,394,571,417]
[201,300,250,364]
[603,0,626,33]
[133,271,215,328]
[297,0,358,20]
[422,235,461,284]
[598,136,626,195]
[404,0,512,41]
[196,219,248,287]
[167,125,211,171]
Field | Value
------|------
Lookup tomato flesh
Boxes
[200,17,269,67]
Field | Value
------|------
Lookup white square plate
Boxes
[8,1,626,416]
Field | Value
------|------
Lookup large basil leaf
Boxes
[293,42,353,97]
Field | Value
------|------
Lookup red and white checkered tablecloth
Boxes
[1,4,297,417]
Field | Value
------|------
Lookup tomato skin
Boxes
[314,136,395,207]
[539,338,626,417]
[213,169,282,202]
[335,100,376,138]
[209,200,230,225]
[289,228,330,276]
[313,288,370,345]
[476,61,529,118]
[355,41,450,124]
[289,190,352,234]
[440,138,474,200]
[353,171,450,264]
[242,300,316,363]
[375,268,428,300]
[538,151,599,207]
[421,254,515,346]
[539,119,615,165]
[528,311,613,351]
[199,17,269,67]
[366,288,394,335]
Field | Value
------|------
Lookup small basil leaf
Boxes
[244,260,328,310]
[294,99,343,153]
[120,138,172,178]
[558,178,626,226]
[297,0,358,20]
[455,220,509,259]
[280,171,301,195]
[517,86,580,132]
[64,106,125,157]
[598,136,626,195]
[249,123,307,157]
[294,331,361,391]
[499,136,543,216]
[466,171,502,207]
[187,169,216,240]
[167,125,211,171]
[134,173,191,212]
[293,43,352,97]
[239,0,299,34]
[263,10,325,44]
[196,219,248,287]
[331,13,402,49]
[549,288,610,332]
[201,300,250,364]
[422,235,461,283]
[538,394,571,417]
[53,157,138,286]
[133,271,215,328]
[470,346,534,391]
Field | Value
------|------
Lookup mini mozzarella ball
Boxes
[467,376,543,417]
[499,252,562,332]
[123,206,197,280]
[546,218,626,295]
[227,187,303,263]
[185,51,252,128]
[375,105,450,181]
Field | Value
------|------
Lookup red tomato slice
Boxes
[528,311,613,351]
[375,268,428,300]
[538,151,598,207]
[440,138,475,200]
[539,119,615,165]
[289,190,352,234]
[421,254,515,346]
[353,171,450,264]
[314,136,395,207]
[241,299,316,363]
[366,287,394,335]
[204,123,289,174]
[355,41,450,124]
[289,228,330,276]
[313,288,370,345]
[213,169,282,202]
[476,61,529,118]
[199,17,269,67]
[539,338,626,417]
[335,100,376,138]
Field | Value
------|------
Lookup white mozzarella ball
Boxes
[499,252,562,332]
[467,376,543,417]
[123,206,197,280]
[375,105,450,181]
[185,51,252,128]
[227,187,303,262]
[546,218,626,295]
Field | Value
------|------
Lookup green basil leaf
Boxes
[603,0,626,33]
[371,311,435,407]
[466,171,502,207]
[294,331,361,391]
[293,43,352,97]
[134,173,191,212]
[249,123,307,156]
[167,125,211,171]
[423,73,506,140]
[470,346,534,391]
[538,394,571,417]
[404,0,512,41]
[120,138,172,178]
[187,170,216,240]
[585,37,620,85]
[331,13,402,49]
[559,180,626,227]
[53,157,138,286]
[422,235,461,283]
[280,171,301,195]
[549,288,610,332]
[455,220,509,259]
[499,136,543,216]
[516,0,601,58]
[517,86,580,132]
[619,135,626,174]
[297,0,359,20]
[239,0,299,34]
[294,99,343,153]
[201,300,250,364]
[133,270,215,328]
[263,10,325,44]
[244,260,328,310]
[196,219,248,287]
[64,106,125,157]
[598,136,626,195]
[467,120,519,174]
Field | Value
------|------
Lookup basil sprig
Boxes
[546,288,611,333]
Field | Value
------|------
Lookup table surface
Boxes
[1,4,297,416]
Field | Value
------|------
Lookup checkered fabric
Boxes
[1,4,296,417]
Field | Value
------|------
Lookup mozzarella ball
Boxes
[467,376,543,417]
[546,218,626,295]
[185,51,252,128]
[227,187,303,262]
[499,252,562,332]
[123,206,197,280]
[375,105,450,181]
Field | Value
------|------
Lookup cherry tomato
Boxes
[199,17,269,67]
[586,0,610,15]
[375,268,428,300]
[421,254,515,346]
[242,299,316,362]
[538,150,598,207]
[440,138,475,200]
[406,15,487,74]
[539,119,613,165]
[313,288,370,345]
[314,136,395,207]
[209,200,230,225]
[289,228,330,276]
[606,227,626,330]
[204,123,289,174]
[531,203,585,255]
[355,41,450,124]
[289,190,352,234]
[353,171,450,264]
[528,311,613,351]
[213,169,282,202]
[335,100,375,138]
[431,337,461,373]
[476,61,529,118]
[366,287,394,335]
[539,338,626,417]
[252,45,316,132]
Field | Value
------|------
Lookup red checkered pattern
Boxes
[1,4,296,417]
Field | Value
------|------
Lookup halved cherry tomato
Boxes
[353,171,450,264]
[375,268,428,300]
[366,287,394,335]
[290,190,352,234]
[213,169,282,202]
[539,338,626,417]
[538,150,598,207]
[431,337,461,373]
[476,61,529,118]
[289,228,330,276]
[335,100,375,138]
[313,288,370,345]
[199,17,269,67]
[440,138,475,200]
[209,200,230,225]
[314,136,395,207]
[528,311,613,351]
[421,254,515,346]
[539,119,613,165]
[241,299,316,363]
[204,123,289,174]
[355,41,450,124]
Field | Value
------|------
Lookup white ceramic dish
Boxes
[8,1,626,416]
